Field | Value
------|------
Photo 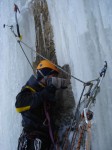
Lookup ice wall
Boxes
[0,0,35,149]
[47,0,112,149]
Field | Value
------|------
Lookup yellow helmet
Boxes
[37,60,59,73]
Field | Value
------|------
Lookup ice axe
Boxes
[14,3,20,13]
[3,24,13,29]
[14,4,22,40]
[3,24,18,37]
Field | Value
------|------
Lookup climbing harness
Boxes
[18,132,42,150]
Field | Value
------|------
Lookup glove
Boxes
[46,77,70,89]
[46,84,57,93]
[40,84,56,102]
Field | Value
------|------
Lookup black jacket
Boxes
[15,75,56,133]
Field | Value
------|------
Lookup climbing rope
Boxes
[76,122,88,150]
[20,40,85,84]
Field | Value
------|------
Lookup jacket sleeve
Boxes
[15,85,56,113]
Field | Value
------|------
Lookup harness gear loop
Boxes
[34,138,42,150]
[18,132,28,150]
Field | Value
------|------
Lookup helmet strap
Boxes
[37,69,57,82]
[38,70,48,84]
[38,70,45,78]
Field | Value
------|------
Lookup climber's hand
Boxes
[46,77,70,89]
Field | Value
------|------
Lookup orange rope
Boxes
[62,114,92,150]
[85,122,92,150]
[76,125,86,150]
[70,128,78,150]
[63,128,70,150]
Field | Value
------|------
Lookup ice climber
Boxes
[15,59,69,150]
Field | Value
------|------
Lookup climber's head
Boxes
[36,59,59,80]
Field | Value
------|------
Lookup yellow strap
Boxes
[16,106,31,112]
[25,83,45,92]
[38,82,46,88]
[16,86,35,113]
[25,86,36,93]
[16,84,45,113]
[19,35,22,41]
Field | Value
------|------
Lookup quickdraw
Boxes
[62,61,107,150]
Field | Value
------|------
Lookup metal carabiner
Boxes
[34,138,42,150]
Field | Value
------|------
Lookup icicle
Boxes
[40,13,47,52]
[85,122,92,150]
[48,33,50,48]
[37,27,40,48]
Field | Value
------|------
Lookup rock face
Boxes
[32,0,57,66]
[32,0,75,140]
